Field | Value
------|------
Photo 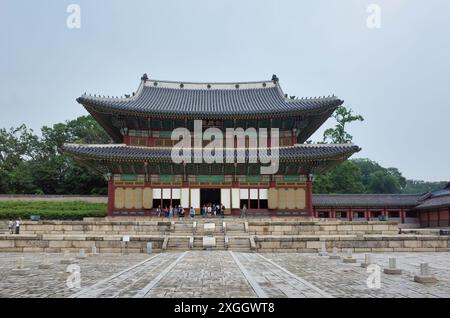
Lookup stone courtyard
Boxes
[0,251,449,298]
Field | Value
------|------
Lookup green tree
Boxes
[0,116,111,195]
[366,170,403,194]
[0,125,40,193]
[402,180,448,194]
[323,106,364,143]
[31,115,111,194]
[313,158,408,194]
[314,161,365,194]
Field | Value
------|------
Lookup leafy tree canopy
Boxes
[0,116,110,195]
[323,106,364,144]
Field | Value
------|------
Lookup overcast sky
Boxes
[0,0,449,181]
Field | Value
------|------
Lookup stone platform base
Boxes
[384,268,402,275]
[414,275,437,283]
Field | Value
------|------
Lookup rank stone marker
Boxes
[384,258,402,275]
[11,257,30,275]
[343,249,357,263]
[361,253,373,268]
[38,254,52,269]
[76,248,86,259]
[147,242,153,254]
[60,251,75,265]
[91,245,97,255]
[318,243,328,256]
[414,263,437,284]
[329,247,340,260]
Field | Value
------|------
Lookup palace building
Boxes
[61,74,362,217]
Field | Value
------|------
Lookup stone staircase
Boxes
[166,236,190,251]
[228,237,251,251]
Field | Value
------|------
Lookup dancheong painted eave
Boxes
[76,74,344,120]
[60,143,361,163]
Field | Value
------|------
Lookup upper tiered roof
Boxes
[77,74,343,120]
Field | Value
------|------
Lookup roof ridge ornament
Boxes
[141,73,149,81]
[271,74,279,83]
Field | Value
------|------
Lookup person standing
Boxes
[221,204,225,219]
[190,206,195,218]
[8,219,13,234]
[15,218,21,234]
[207,205,212,218]
[156,205,161,217]
[169,206,173,218]
[179,206,185,218]
[240,204,247,218]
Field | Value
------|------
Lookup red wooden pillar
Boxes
[349,208,353,221]
[400,208,405,224]
[365,208,370,221]
[107,180,115,216]
[306,181,313,216]
[147,136,154,146]
[448,208,450,227]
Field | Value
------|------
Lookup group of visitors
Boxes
[154,203,248,219]
[156,205,185,218]
[201,203,225,218]
[7,219,21,234]
[155,203,228,219]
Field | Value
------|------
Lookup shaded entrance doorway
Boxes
[201,189,221,206]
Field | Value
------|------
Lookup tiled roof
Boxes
[77,76,343,119]
[415,195,450,210]
[60,143,360,163]
[415,187,450,210]
[313,194,421,207]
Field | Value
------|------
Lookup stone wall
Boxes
[0,234,164,253]
[254,235,450,253]
[20,219,399,236]
[248,220,399,236]
[1,234,449,254]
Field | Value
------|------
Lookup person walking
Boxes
[240,204,247,218]
[8,219,13,234]
[190,206,195,218]
[169,205,173,218]
[221,204,225,219]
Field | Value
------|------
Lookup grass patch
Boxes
[0,201,107,220]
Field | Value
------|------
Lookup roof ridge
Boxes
[63,143,125,148]
[295,143,357,147]
[146,78,273,85]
